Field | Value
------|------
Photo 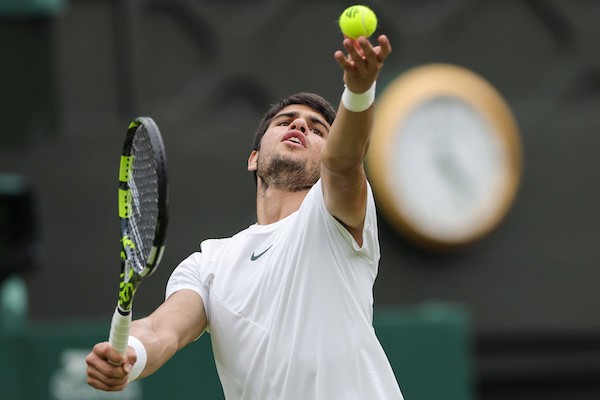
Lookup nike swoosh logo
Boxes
[251,245,273,261]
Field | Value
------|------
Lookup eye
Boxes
[277,121,290,126]
[311,127,324,137]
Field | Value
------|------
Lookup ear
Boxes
[247,150,258,172]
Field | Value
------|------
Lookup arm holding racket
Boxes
[125,290,207,377]
[86,290,206,391]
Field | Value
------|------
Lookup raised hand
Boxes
[334,35,392,93]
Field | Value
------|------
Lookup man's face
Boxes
[248,104,331,192]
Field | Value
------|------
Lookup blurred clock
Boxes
[367,64,523,250]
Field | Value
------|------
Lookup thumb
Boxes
[123,362,133,374]
[98,342,125,366]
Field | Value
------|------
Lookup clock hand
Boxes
[432,150,475,207]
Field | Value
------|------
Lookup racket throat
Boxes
[116,305,132,316]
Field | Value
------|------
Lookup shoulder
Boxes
[303,178,376,207]
[301,179,377,225]
[166,228,250,290]
[298,179,379,260]
[197,223,258,256]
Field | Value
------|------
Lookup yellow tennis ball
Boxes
[339,5,377,39]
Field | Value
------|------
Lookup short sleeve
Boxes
[165,251,212,322]
[309,179,380,265]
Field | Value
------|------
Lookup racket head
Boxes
[117,116,169,311]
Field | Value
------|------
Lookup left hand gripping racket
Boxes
[109,116,169,356]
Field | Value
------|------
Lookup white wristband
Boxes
[127,335,147,381]
[341,81,376,112]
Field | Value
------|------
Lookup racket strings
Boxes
[127,126,160,272]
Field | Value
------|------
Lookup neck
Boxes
[255,180,309,225]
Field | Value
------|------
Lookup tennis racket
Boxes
[108,116,169,356]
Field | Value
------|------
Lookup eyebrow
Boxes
[273,111,330,132]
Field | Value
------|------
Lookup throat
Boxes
[255,187,308,225]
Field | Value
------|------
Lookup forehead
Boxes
[273,104,330,126]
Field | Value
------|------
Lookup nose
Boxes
[290,118,308,134]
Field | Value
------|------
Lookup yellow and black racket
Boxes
[108,116,169,356]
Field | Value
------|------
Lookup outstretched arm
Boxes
[321,35,392,244]
[86,290,206,391]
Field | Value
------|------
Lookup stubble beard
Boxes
[257,153,320,192]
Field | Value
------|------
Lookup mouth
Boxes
[281,132,307,148]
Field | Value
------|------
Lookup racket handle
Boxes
[109,306,132,356]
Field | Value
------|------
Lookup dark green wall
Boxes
[0,305,472,400]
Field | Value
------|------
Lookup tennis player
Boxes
[86,33,403,399]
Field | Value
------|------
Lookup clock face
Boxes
[393,96,509,242]
[368,64,522,249]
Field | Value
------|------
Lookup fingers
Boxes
[334,38,367,71]
[346,38,371,70]
[86,342,134,391]
[95,341,126,366]
[345,35,391,66]
[334,49,350,70]
[376,35,392,62]
[334,34,392,92]
[87,365,129,391]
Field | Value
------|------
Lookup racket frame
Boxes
[109,116,168,356]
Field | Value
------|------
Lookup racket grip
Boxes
[109,306,132,356]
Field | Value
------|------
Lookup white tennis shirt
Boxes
[166,180,403,399]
